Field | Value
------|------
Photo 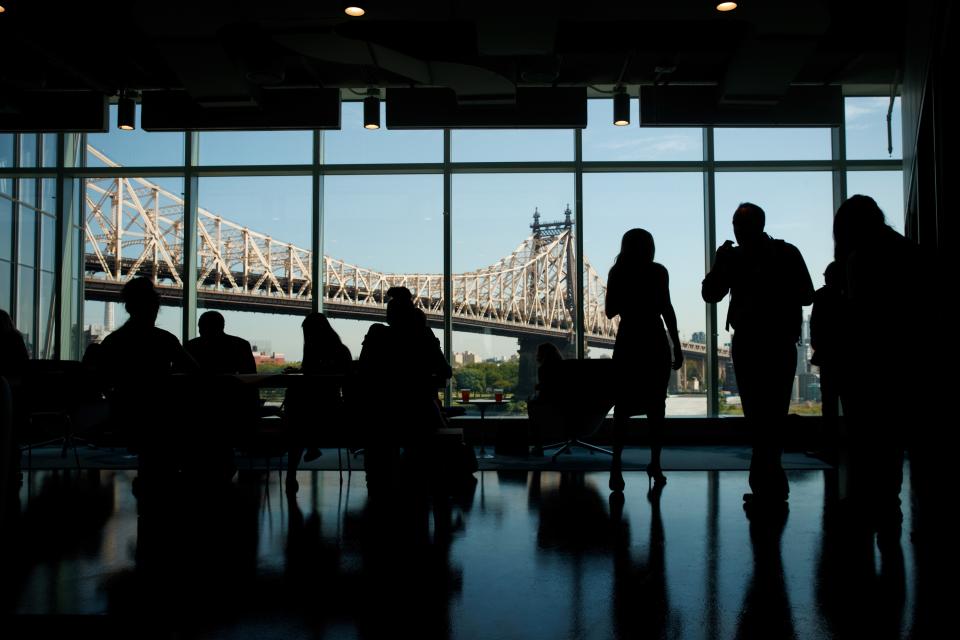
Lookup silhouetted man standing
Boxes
[186,311,257,375]
[703,203,814,505]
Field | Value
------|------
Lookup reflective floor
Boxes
[1,462,937,639]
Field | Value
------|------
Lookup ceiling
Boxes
[1,0,905,129]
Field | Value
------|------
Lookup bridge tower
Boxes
[517,207,579,398]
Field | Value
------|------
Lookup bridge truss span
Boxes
[83,145,726,359]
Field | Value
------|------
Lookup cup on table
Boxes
[494,388,504,402]
[461,388,471,402]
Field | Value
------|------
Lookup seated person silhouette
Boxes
[284,312,352,488]
[185,311,260,456]
[0,310,29,379]
[526,342,564,456]
[185,311,257,375]
[88,277,199,466]
[92,277,198,381]
[0,310,30,433]
[358,287,451,486]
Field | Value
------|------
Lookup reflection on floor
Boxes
[0,463,938,639]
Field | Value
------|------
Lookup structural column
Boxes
[181,132,199,340]
[574,129,585,359]
[443,130,453,406]
[703,127,720,418]
[312,130,324,314]
[55,133,79,359]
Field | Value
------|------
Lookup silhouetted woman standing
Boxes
[606,229,683,492]
[285,312,352,488]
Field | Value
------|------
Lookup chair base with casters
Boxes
[22,413,83,470]
[540,402,615,460]
[541,437,613,460]
[528,359,616,461]
[16,361,111,472]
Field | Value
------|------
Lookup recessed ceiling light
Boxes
[716,2,738,11]
[344,6,365,16]
[0,5,7,13]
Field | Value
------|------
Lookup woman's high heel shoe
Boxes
[646,464,666,487]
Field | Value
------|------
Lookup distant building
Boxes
[691,331,707,344]
[83,324,112,352]
[253,351,286,366]
[454,350,478,366]
[251,339,273,355]
[795,371,821,403]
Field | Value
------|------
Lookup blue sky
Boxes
[82,97,904,361]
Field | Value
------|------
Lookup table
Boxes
[456,399,506,459]
[233,372,344,387]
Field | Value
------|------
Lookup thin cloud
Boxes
[594,135,695,153]
[845,98,888,121]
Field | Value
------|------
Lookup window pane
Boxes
[846,171,904,234]
[199,131,312,166]
[41,177,57,214]
[19,179,37,207]
[324,102,442,164]
[18,206,35,267]
[1,197,11,261]
[584,173,707,417]
[323,174,443,359]
[42,133,58,168]
[196,176,313,362]
[18,265,35,356]
[583,99,702,161]
[1,134,13,195]
[845,97,902,160]
[714,128,832,161]
[86,105,184,167]
[452,173,575,415]
[41,213,56,272]
[452,130,573,162]
[19,133,37,167]
[714,172,834,415]
[0,134,13,168]
[83,176,185,345]
[39,271,56,359]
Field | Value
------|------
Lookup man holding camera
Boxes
[703,203,814,507]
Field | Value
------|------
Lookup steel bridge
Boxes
[84,145,728,371]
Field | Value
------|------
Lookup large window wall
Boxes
[0,95,904,416]
[1,133,61,358]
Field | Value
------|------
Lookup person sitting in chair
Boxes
[284,313,352,490]
[527,342,564,457]
[185,311,257,375]
[89,277,200,472]
[359,287,451,487]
